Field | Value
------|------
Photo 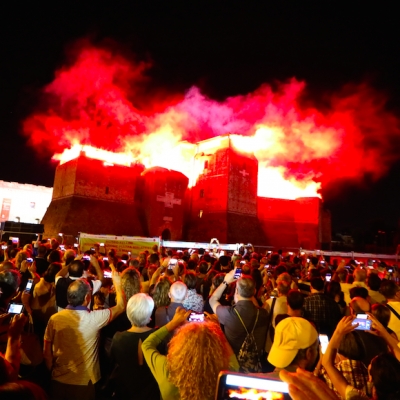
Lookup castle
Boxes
[42,134,331,249]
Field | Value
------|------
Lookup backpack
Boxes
[234,308,262,373]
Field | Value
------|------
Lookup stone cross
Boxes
[157,192,182,208]
[239,169,249,177]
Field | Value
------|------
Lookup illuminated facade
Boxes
[42,135,331,248]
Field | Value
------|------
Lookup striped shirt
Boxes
[44,306,111,385]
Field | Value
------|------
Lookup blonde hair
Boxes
[167,321,230,399]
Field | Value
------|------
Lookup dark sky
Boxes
[1,2,400,235]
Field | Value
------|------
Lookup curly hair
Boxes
[167,321,230,399]
[152,276,172,308]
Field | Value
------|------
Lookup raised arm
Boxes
[108,271,125,321]
[321,315,358,398]
[210,268,236,314]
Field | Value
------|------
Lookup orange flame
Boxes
[228,387,286,399]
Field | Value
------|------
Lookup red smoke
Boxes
[22,42,400,199]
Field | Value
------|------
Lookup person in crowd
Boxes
[110,293,160,399]
[341,267,368,304]
[148,276,172,328]
[203,272,230,314]
[303,277,342,337]
[34,245,49,276]
[380,279,400,338]
[263,279,290,352]
[0,313,47,399]
[155,281,188,327]
[209,269,268,365]
[266,317,319,379]
[182,271,204,313]
[371,303,398,339]
[325,280,346,314]
[367,273,386,304]
[347,297,387,367]
[142,306,239,400]
[44,273,125,400]
[319,326,371,397]
[321,314,400,400]
[0,269,21,354]
[24,262,62,340]
[55,256,103,310]
[275,289,305,325]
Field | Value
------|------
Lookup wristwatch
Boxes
[222,281,229,286]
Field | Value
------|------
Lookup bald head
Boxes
[353,267,367,282]
[169,281,188,302]
[350,296,371,315]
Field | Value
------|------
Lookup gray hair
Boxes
[126,293,154,327]
[67,279,90,307]
[169,281,188,302]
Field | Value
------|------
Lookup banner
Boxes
[79,233,160,258]
[0,198,11,222]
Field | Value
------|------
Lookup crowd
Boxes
[1,239,400,399]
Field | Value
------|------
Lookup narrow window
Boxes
[105,186,109,194]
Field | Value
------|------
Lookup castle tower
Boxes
[139,167,189,240]
[186,134,265,244]
[42,152,145,240]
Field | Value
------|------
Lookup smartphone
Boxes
[288,252,293,255]
[234,268,242,279]
[121,260,127,264]
[320,261,326,265]
[103,270,112,278]
[60,245,65,250]
[188,312,205,322]
[1,245,7,250]
[10,237,19,244]
[215,371,290,400]
[264,264,269,269]
[83,255,90,260]
[26,258,33,263]
[307,258,310,262]
[388,268,394,273]
[100,243,104,246]
[240,260,246,265]
[168,259,178,269]
[74,243,78,247]
[352,314,372,330]
[128,251,131,256]
[90,247,95,251]
[325,274,331,282]
[25,279,33,293]
[103,257,108,261]
[7,303,24,314]
[319,334,329,354]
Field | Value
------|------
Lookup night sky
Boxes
[1,3,400,240]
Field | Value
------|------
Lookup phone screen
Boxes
[325,274,331,282]
[215,372,290,400]
[25,279,33,292]
[103,271,112,278]
[352,314,371,330]
[8,303,24,314]
[234,268,242,279]
[319,334,329,354]
[188,312,205,322]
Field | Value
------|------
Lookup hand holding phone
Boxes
[7,303,24,314]
[188,312,205,322]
